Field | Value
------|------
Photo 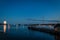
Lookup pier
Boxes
[28,23,60,35]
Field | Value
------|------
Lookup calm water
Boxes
[0,25,59,40]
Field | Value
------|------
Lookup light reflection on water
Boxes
[0,25,60,40]
[3,25,6,33]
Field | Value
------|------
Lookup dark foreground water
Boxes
[0,25,60,40]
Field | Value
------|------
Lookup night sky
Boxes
[0,0,60,24]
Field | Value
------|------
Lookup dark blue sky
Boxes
[0,0,60,24]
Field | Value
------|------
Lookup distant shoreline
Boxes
[0,23,7,25]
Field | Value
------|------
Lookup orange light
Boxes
[4,25,6,32]
[3,21,7,32]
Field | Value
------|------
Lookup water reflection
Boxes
[55,35,60,40]
[1,25,60,40]
[3,24,6,33]
[16,24,18,29]
[8,24,10,32]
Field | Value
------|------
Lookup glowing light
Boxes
[4,25,6,32]
[4,21,7,24]
[3,21,7,33]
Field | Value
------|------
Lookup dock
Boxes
[28,23,60,35]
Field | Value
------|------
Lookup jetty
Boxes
[28,23,60,35]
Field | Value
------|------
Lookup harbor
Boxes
[0,0,60,40]
[0,21,60,40]
[28,23,60,35]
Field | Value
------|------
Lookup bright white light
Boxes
[4,21,7,24]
